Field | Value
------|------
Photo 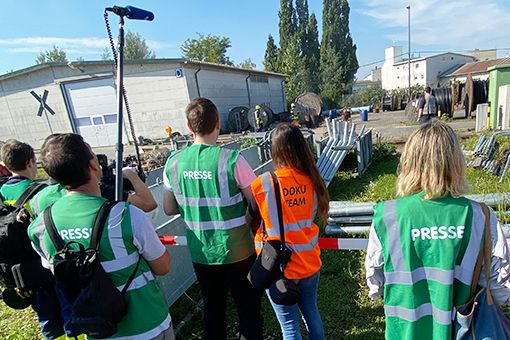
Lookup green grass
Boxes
[0,301,43,340]
[4,141,510,339]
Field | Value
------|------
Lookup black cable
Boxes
[104,11,145,180]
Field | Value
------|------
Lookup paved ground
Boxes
[313,109,476,144]
[86,109,477,161]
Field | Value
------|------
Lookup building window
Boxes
[415,64,419,68]
[397,67,400,70]
[397,76,400,79]
[414,76,418,80]
[421,74,424,79]
[251,75,269,83]
[451,57,454,60]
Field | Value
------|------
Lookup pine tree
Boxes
[320,0,358,106]
[304,13,321,93]
[280,34,304,105]
[295,0,309,55]
[277,0,296,69]
[263,35,279,72]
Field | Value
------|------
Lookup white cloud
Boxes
[0,36,173,55]
[358,0,510,51]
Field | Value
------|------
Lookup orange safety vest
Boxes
[251,167,321,279]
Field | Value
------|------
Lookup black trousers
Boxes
[193,254,263,340]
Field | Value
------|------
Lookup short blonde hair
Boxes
[397,120,469,199]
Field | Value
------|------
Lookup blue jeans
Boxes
[32,283,75,339]
[267,271,324,340]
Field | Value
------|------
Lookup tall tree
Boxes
[303,13,321,93]
[263,34,279,72]
[280,34,304,105]
[238,59,256,70]
[101,47,112,60]
[124,31,156,60]
[35,45,67,64]
[320,0,358,106]
[181,33,233,65]
[295,0,309,55]
[277,0,297,70]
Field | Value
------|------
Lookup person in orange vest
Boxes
[246,123,329,340]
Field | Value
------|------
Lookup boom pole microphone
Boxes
[105,5,154,21]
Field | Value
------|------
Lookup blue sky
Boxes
[1,0,510,79]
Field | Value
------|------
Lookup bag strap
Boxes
[480,203,494,305]
[44,206,67,252]
[89,201,113,251]
[13,182,46,209]
[121,255,142,295]
[270,172,286,250]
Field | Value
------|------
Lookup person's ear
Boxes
[187,121,194,133]
[215,119,220,130]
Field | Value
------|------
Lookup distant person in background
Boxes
[365,121,510,339]
[341,107,352,122]
[247,123,329,340]
[417,86,437,124]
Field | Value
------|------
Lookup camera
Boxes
[96,154,146,194]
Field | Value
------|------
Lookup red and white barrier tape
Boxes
[159,236,367,250]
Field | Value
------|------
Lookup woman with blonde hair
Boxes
[365,120,510,339]
[247,123,328,340]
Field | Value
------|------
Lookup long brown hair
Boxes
[271,123,329,221]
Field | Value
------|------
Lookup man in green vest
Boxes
[365,121,510,339]
[162,98,263,340]
[28,133,173,340]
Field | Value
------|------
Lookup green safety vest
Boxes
[28,194,170,339]
[372,193,485,340]
[30,183,68,217]
[0,178,33,205]
[164,144,254,264]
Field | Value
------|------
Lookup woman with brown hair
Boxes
[247,123,328,340]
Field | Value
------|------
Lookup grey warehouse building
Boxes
[0,59,286,148]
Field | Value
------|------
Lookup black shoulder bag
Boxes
[247,172,301,305]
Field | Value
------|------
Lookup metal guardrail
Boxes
[317,118,372,186]
[146,143,274,307]
[326,193,510,238]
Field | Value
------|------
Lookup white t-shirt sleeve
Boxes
[162,167,172,192]
[129,205,167,261]
[234,154,256,189]
[479,208,510,305]
[365,224,385,300]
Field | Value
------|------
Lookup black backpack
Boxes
[0,182,47,288]
[44,201,141,339]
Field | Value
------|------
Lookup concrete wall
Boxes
[425,54,475,87]
[381,50,475,90]
[0,61,285,147]
[0,67,74,148]
[183,65,285,132]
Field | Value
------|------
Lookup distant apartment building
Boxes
[381,46,475,90]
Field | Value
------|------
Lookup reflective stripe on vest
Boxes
[169,148,244,207]
[382,200,484,286]
[385,303,452,325]
[260,172,317,237]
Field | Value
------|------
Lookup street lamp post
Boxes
[406,5,411,98]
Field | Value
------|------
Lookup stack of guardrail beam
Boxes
[326,192,510,237]
[468,131,510,183]
[317,118,372,186]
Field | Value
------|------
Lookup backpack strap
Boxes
[44,206,67,252]
[89,201,113,251]
[13,182,47,209]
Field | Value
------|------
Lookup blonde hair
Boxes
[397,120,469,199]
